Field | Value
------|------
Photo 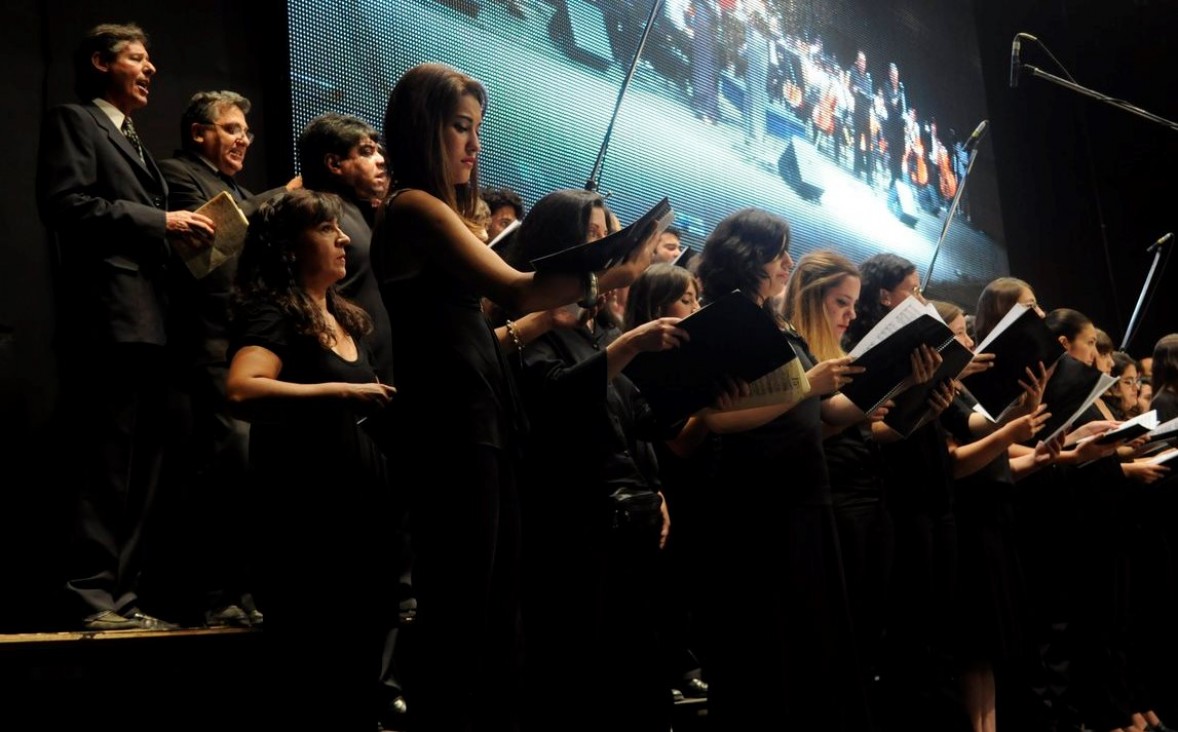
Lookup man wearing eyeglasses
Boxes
[160,90,256,209]
[157,90,268,630]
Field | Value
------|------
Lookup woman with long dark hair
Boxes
[624,262,717,702]
[694,209,869,730]
[500,189,682,732]
[1150,334,1178,422]
[1038,308,1171,731]
[371,63,650,730]
[227,189,397,727]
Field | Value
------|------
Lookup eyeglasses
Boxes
[204,122,254,143]
[1119,377,1141,388]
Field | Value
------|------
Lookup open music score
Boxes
[841,300,969,420]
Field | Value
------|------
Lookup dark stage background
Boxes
[1,0,1174,628]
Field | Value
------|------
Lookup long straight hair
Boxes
[624,263,697,331]
[498,188,604,271]
[781,250,859,361]
[973,276,1032,343]
[384,63,486,223]
[1152,333,1178,396]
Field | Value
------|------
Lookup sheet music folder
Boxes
[623,290,797,425]
[172,190,249,279]
[530,198,673,273]
[840,311,961,417]
[881,338,976,437]
[1038,357,1117,444]
[1145,415,1178,445]
[962,304,1065,418]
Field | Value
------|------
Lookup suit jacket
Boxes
[158,149,253,212]
[36,102,169,347]
[158,150,256,366]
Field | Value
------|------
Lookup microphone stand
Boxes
[1120,235,1173,351]
[921,141,980,293]
[585,0,665,192]
[1020,65,1178,133]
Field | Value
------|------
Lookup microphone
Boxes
[1146,232,1173,254]
[963,119,989,151]
[1010,34,1023,88]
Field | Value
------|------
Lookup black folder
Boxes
[1092,411,1158,445]
[623,290,797,425]
[962,306,1065,419]
[840,314,959,416]
[1145,417,1178,445]
[881,337,976,437]
[530,198,673,273]
[1037,356,1115,443]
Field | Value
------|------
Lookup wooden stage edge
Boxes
[0,625,258,644]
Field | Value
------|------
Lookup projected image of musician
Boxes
[807,52,852,167]
[882,62,907,185]
[738,0,772,166]
[849,50,874,185]
[689,0,721,124]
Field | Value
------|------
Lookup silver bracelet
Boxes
[505,319,523,352]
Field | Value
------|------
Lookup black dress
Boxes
[876,409,960,728]
[945,396,1027,668]
[514,324,669,732]
[375,201,526,731]
[825,420,893,715]
[1136,388,1178,718]
[230,299,390,728]
[705,328,867,730]
[653,429,718,689]
[1023,354,1133,728]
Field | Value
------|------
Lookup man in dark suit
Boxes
[156,91,265,629]
[35,23,214,631]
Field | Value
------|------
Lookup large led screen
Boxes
[289,0,1007,297]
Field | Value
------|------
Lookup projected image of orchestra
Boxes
[289,0,1008,295]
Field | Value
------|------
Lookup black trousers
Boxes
[61,342,168,618]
